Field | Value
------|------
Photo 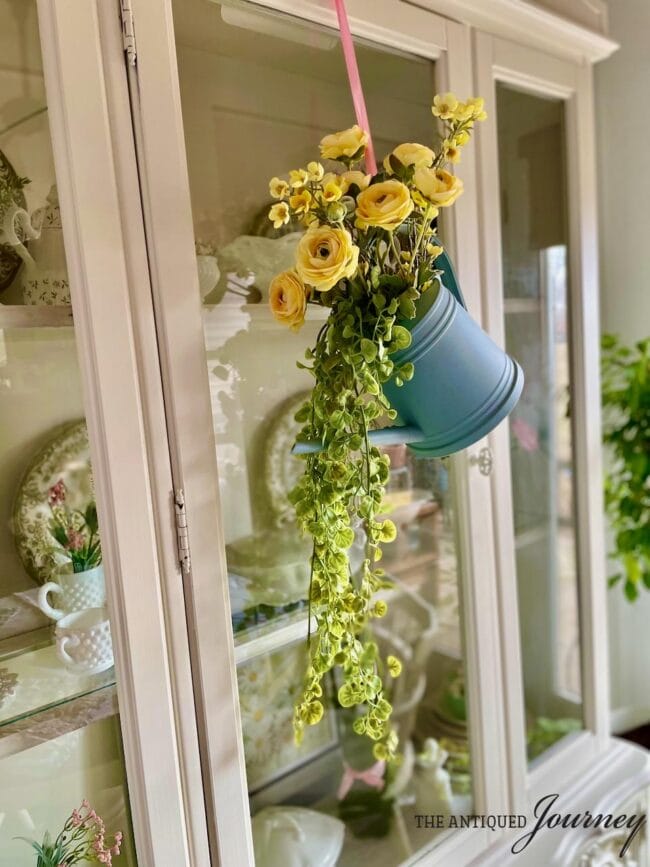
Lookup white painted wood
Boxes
[440,19,512,819]
[95,2,213,863]
[473,29,613,820]
[126,0,255,862]
[35,0,192,863]
[405,0,618,63]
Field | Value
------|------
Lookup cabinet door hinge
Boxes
[120,0,136,66]
[174,489,191,574]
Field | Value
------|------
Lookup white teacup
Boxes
[55,607,114,675]
[38,565,106,622]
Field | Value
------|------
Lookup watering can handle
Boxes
[437,249,467,311]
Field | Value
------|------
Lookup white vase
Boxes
[37,564,106,622]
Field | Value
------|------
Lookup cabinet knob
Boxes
[469,446,493,476]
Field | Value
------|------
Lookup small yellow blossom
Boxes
[432,92,458,120]
[269,176,289,199]
[307,161,325,181]
[268,201,290,229]
[321,180,343,203]
[442,139,461,163]
[426,243,444,259]
[387,656,402,677]
[454,130,470,147]
[290,189,312,214]
[289,168,310,188]
[465,96,487,121]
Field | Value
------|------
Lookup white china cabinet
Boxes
[0,0,647,865]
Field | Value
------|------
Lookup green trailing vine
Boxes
[601,334,650,602]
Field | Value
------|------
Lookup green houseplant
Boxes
[601,334,650,601]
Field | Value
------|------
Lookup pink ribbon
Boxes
[337,759,386,800]
[332,0,378,176]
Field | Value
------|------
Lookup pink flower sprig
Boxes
[20,800,123,866]
[46,480,102,573]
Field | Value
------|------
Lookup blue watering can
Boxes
[294,251,523,458]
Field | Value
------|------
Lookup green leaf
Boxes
[390,325,412,352]
[360,338,378,363]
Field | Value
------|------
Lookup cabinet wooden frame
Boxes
[124,0,514,862]
[473,30,610,810]
[32,1,202,863]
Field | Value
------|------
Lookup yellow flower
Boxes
[442,139,461,163]
[340,170,371,192]
[320,180,343,203]
[432,92,459,120]
[454,130,470,147]
[296,225,359,291]
[426,243,444,259]
[290,189,312,214]
[413,167,464,207]
[307,161,325,181]
[355,180,414,231]
[465,96,487,121]
[387,655,402,677]
[269,270,309,331]
[383,142,435,173]
[269,176,289,199]
[289,168,309,188]
[268,201,290,228]
[453,102,475,123]
[320,124,369,161]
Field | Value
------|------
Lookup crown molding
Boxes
[405,0,619,63]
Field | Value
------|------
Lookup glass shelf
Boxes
[0,642,115,733]
[0,305,73,328]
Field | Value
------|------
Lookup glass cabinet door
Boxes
[127,0,510,863]
[0,3,136,863]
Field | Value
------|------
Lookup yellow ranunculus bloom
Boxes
[320,124,369,161]
[269,270,309,331]
[307,161,325,181]
[413,167,464,208]
[355,180,414,231]
[290,189,312,214]
[296,225,359,292]
[268,201,290,228]
[321,181,343,203]
[269,176,289,199]
[289,168,309,188]
[432,92,458,120]
[383,142,435,174]
[340,170,371,193]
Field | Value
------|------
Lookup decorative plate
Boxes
[12,420,93,585]
[0,150,28,292]
[263,391,311,528]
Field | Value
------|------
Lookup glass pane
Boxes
[0,3,135,863]
[173,0,473,861]
[496,84,583,763]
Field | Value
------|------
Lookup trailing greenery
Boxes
[601,334,650,601]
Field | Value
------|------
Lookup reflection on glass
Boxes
[173,0,472,860]
[496,84,582,762]
[0,2,134,862]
